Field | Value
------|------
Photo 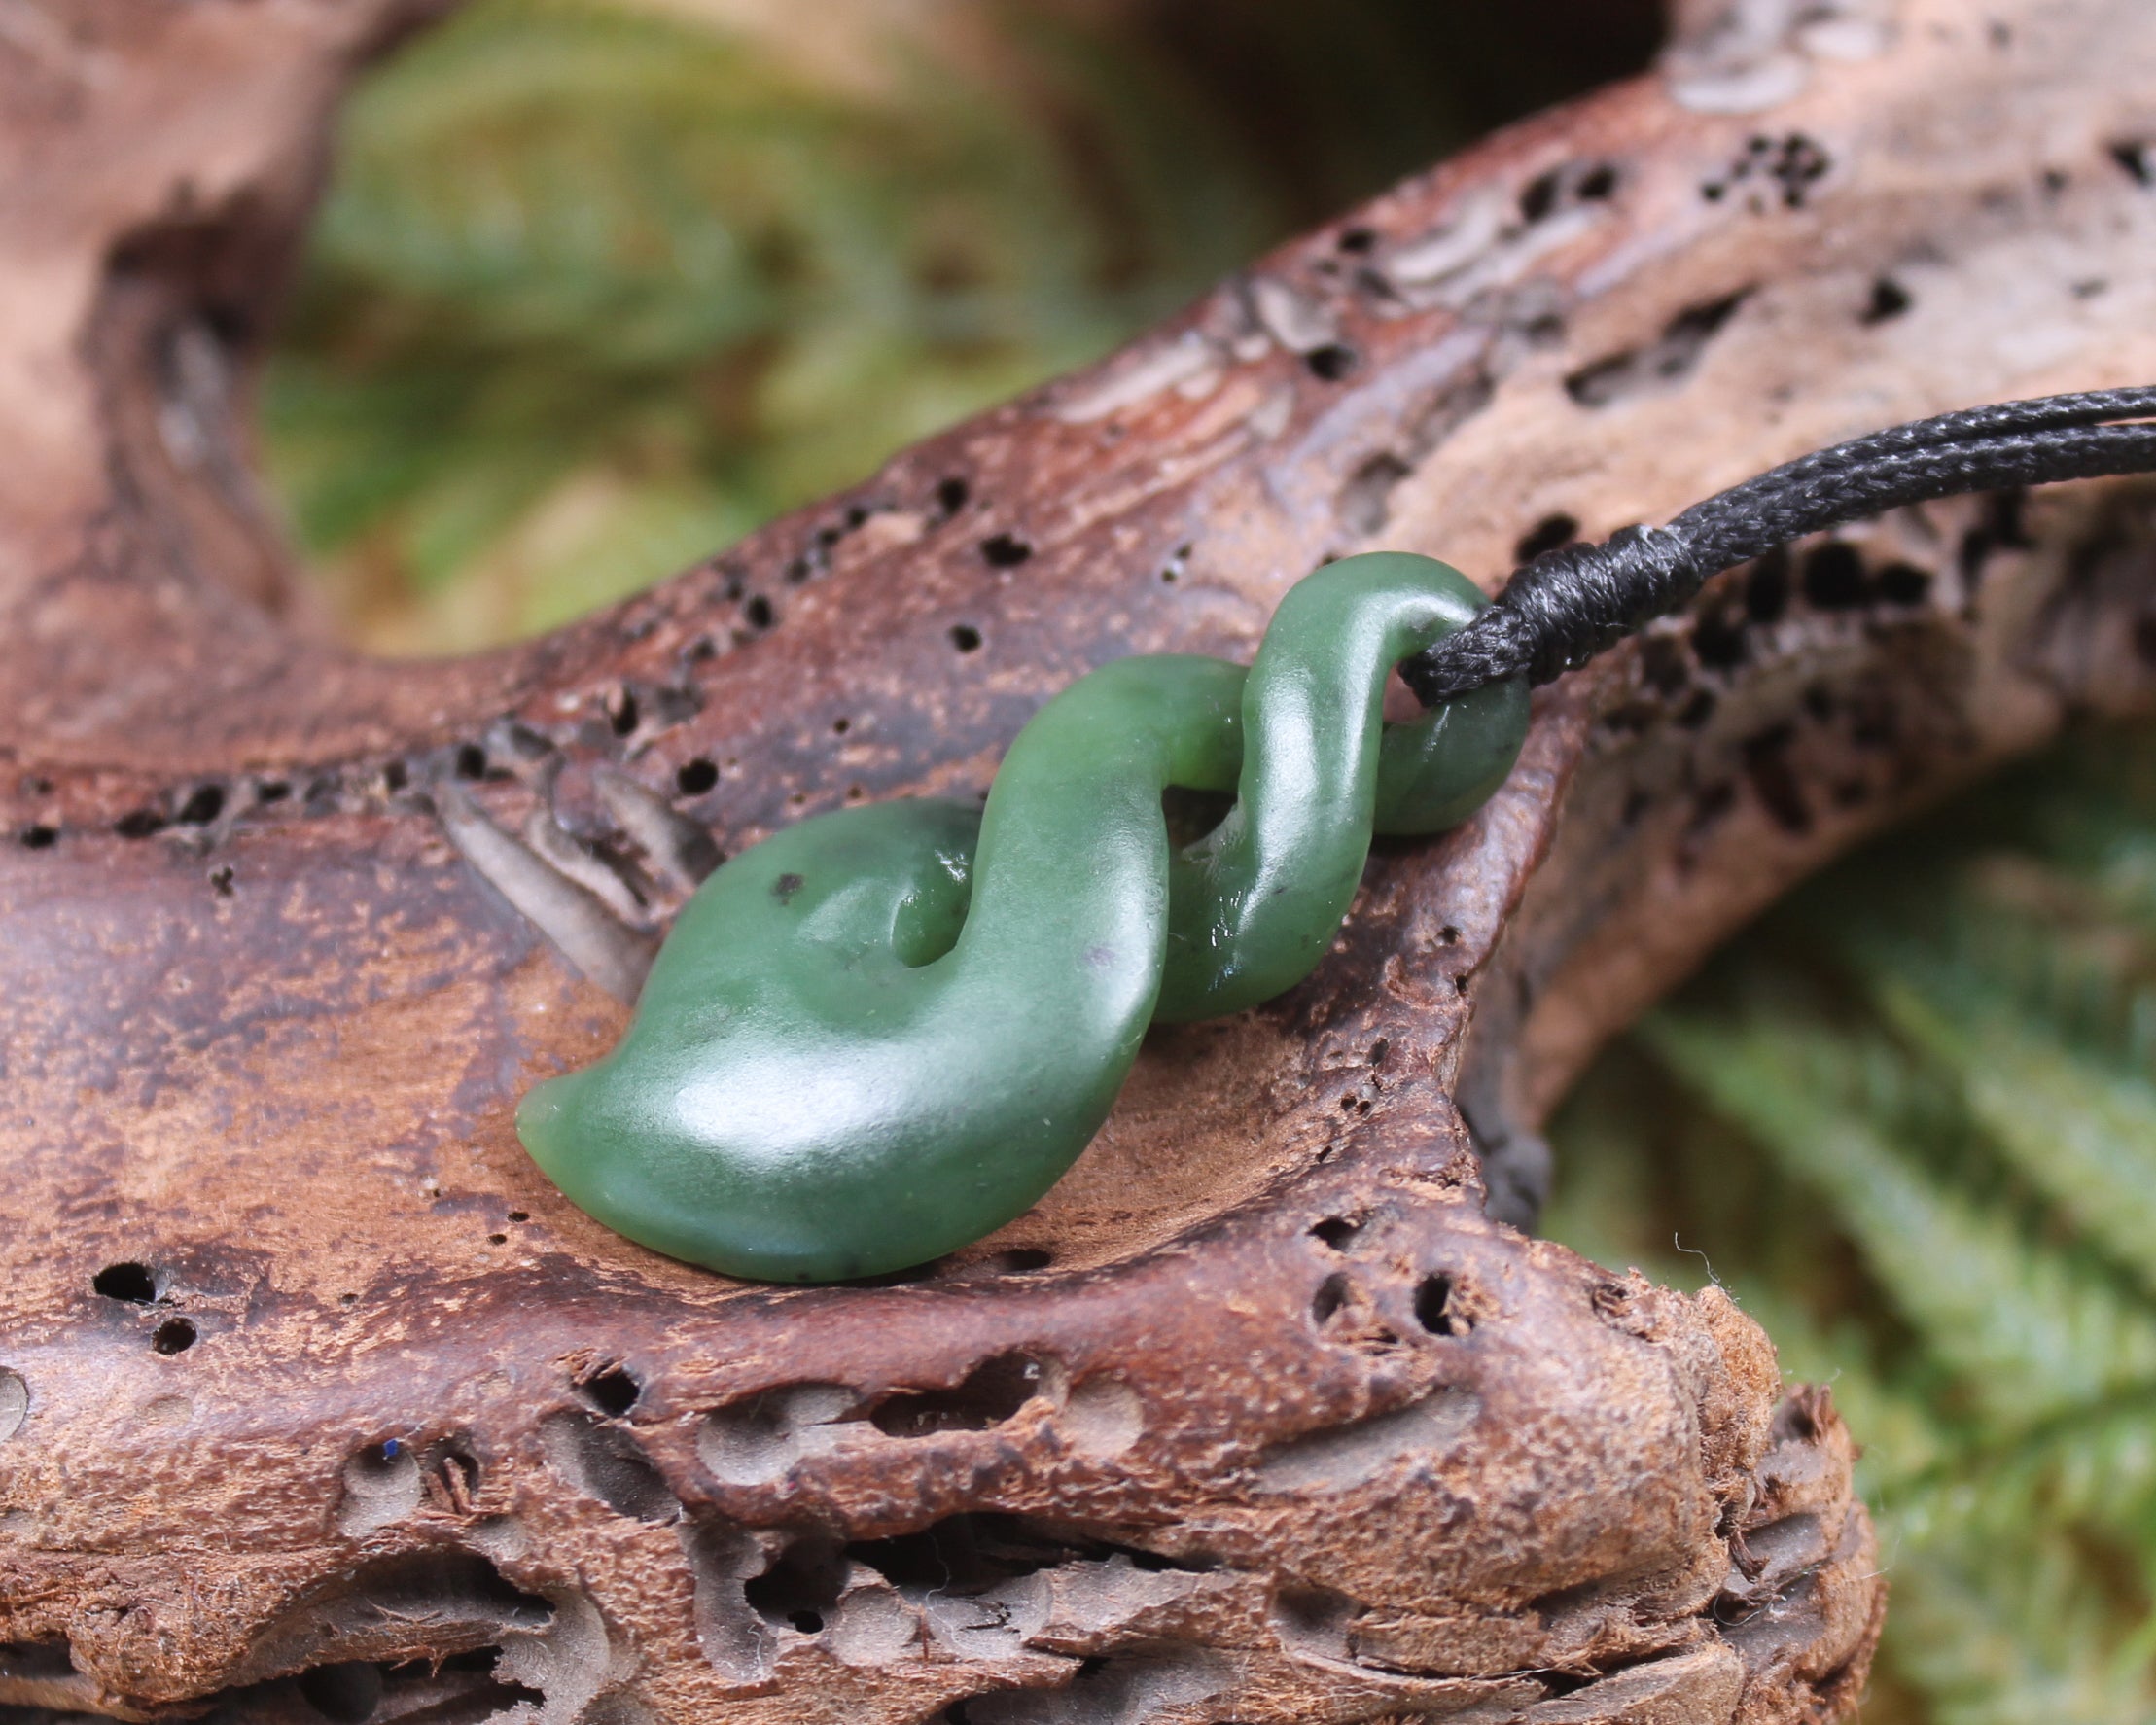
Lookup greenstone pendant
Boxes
[517,552,1529,1282]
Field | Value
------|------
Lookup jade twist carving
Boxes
[517,552,1529,1282]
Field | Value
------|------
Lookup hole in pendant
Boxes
[1162,784,1236,849]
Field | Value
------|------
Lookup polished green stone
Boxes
[517,552,1529,1282]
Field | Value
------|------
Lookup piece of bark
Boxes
[4,0,2154,1720]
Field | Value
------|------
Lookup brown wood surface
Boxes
[3,1,2154,1719]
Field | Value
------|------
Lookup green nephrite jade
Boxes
[517,552,1529,1282]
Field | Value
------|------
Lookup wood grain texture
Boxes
[4,0,2154,1718]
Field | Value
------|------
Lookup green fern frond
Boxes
[1880,1531,2155,1725]
[1550,720,2156,1722]
[1867,976,2156,1292]
[1646,1011,2156,1426]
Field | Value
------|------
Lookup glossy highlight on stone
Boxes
[517,552,1529,1282]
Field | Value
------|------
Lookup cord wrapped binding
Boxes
[1401,387,2156,707]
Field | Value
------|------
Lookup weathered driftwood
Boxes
[4,0,2155,1719]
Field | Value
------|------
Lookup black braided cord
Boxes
[1399,387,2156,705]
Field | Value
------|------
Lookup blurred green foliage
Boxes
[1544,732,2156,1723]
[268,0,1257,649]
[265,1,2156,1715]
[268,0,1649,651]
